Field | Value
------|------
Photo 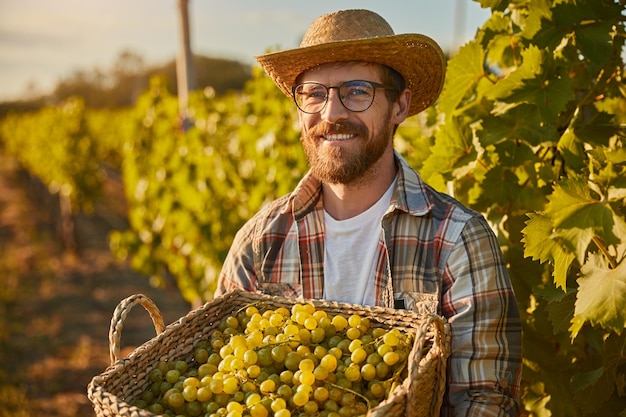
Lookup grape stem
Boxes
[327,382,372,410]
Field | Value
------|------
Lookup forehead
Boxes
[297,61,384,84]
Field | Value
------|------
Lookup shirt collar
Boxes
[391,151,433,216]
[286,151,434,218]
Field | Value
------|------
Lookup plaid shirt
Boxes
[217,152,522,416]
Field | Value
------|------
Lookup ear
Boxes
[391,88,411,124]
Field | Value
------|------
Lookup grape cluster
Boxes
[134,303,414,417]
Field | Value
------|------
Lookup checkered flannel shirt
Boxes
[217,152,522,416]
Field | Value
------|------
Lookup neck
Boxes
[322,150,397,220]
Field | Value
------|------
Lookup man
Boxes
[216,9,522,417]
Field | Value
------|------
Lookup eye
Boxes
[299,84,326,101]
[342,81,374,100]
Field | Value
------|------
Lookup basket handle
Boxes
[108,293,165,365]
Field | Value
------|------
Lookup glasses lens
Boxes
[294,83,327,114]
[339,81,376,112]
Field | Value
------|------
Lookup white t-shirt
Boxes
[323,179,396,306]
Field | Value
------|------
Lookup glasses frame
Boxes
[291,80,393,114]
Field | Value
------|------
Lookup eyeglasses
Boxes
[291,80,393,114]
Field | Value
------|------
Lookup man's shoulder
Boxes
[396,155,481,223]
[424,183,481,220]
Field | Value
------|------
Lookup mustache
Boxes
[308,121,367,138]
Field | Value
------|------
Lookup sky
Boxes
[0,1,492,102]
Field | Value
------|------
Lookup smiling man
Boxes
[216,9,522,416]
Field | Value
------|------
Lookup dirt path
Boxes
[0,153,190,417]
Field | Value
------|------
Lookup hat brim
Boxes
[255,33,446,117]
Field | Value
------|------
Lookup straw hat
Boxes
[255,9,446,117]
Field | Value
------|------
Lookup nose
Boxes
[321,88,349,123]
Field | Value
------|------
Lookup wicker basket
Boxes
[88,289,450,417]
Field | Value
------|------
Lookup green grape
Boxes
[284,351,303,371]
[313,386,329,402]
[259,379,276,394]
[197,386,212,402]
[302,400,319,415]
[222,375,239,394]
[134,302,415,417]
[277,384,293,399]
[350,347,367,364]
[271,397,287,412]
[383,351,400,366]
[149,368,163,383]
[344,364,361,382]
[183,385,198,402]
[249,402,269,417]
[299,358,315,373]
[271,345,288,362]
[274,409,291,417]
[194,347,209,364]
[292,389,309,407]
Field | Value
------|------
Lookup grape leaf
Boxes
[574,111,620,148]
[557,126,587,171]
[420,117,474,186]
[570,253,626,338]
[486,45,543,102]
[476,0,508,12]
[486,44,574,121]
[506,67,574,122]
[571,366,616,415]
[522,212,555,263]
[571,367,604,392]
[546,178,620,246]
[439,41,485,116]
[521,212,577,289]
[520,0,551,40]
[546,291,576,334]
[478,104,555,147]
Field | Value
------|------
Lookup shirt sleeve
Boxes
[440,216,523,417]
[215,216,258,297]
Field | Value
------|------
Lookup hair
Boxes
[379,65,405,103]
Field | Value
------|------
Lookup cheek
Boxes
[299,113,319,133]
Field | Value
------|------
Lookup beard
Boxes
[301,111,394,185]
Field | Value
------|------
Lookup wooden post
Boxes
[176,0,196,130]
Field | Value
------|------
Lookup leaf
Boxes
[476,0,508,13]
[520,0,552,40]
[570,253,626,338]
[420,117,474,185]
[487,45,544,102]
[572,365,617,414]
[546,178,619,245]
[571,367,604,392]
[439,41,485,116]
[557,226,594,267]
[487,44,574,121]
[575,111,620,147]
[521,212,577,289]
[546,291,576,334]
[522,212,556,264]
[557,125,587,171]
[479,104,556,147]
[507,69,574,122]
[551,240,577,290]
